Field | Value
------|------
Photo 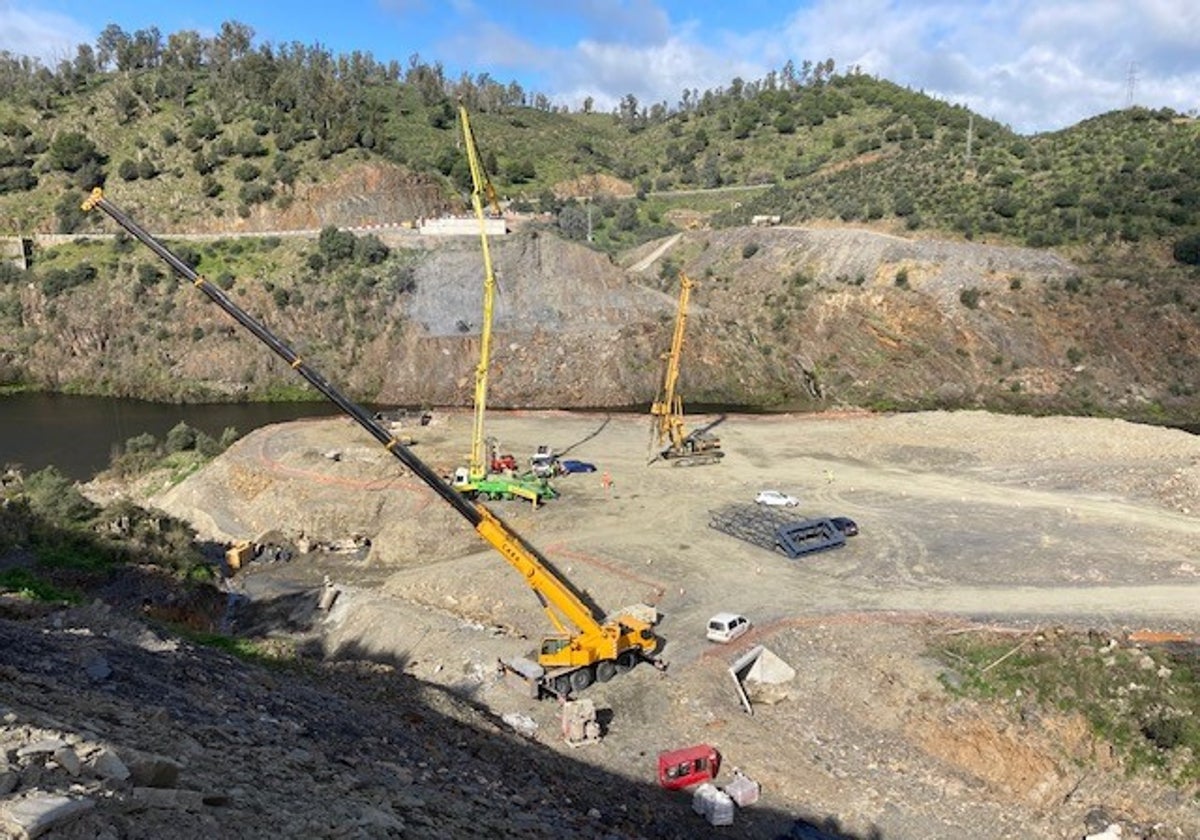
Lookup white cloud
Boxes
[557,36,755,111]
[495,0,1199,132]
[3,0,1197,132]
[0,4,91,66]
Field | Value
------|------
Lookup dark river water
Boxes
[3,393,1194,483]
[1,393,347,481]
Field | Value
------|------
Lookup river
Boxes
[1,393,347,481]
[4,393,1194,484]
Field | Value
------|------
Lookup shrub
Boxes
[40,263,97,297]
[137,263,161,286]
[165,422,198,453]
[742,242,760,259]
[1172,233,1200,266]
[22,467,96,524]
[238,182,274,205]
[234,134,266,157]
[959,287,981,309]
[233,162,261,182]
[0,263,22,286]
[354,234,389,265]
[54,194,87,234]
[659,258,680,284]
[190,114,220,140]
[47,131,102,172]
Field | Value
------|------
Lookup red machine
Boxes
[657,744,721,790]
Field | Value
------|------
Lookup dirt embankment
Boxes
[6,219,1198,421]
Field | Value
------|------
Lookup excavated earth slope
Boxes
[10,220,1198,419]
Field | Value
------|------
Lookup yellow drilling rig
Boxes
[649,272,724,467]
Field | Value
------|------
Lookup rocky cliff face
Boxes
[3,218,1197,422]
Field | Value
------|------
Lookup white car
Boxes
[755,490,799,507]
[707,612,751,644]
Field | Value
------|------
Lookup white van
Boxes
[706,612,750,644]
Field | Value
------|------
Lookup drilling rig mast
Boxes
[649,273,724,467]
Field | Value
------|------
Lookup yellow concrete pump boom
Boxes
[459,102,501,482]
[81,188,660,698]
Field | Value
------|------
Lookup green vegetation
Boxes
[0,567,78,603]
[935,629,1200,788]
[106,422,238,480]
[0,422,240,610]
[1,21,1195,257]
[172,628,294,666]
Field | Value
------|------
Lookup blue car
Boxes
[559,459,597,474]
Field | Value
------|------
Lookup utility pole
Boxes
[965,113,974,165]
[1125,61,1138,109]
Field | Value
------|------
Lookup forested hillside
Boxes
[1,20,1197,257]
[1,21,1198,423]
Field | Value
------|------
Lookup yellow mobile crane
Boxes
[649,272,724,466]
[450,102,554,505]
[82,188,659,698]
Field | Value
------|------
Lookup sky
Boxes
[1,0,1198,135]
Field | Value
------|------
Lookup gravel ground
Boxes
[23,408,1198,839]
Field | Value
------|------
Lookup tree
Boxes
[47,132,102,172]
[618,93,640,131]
[557,204,588,240]
[165,30,204,70]
[613,202,638,232]
[96,24,129,71]
[318,226,356,263]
